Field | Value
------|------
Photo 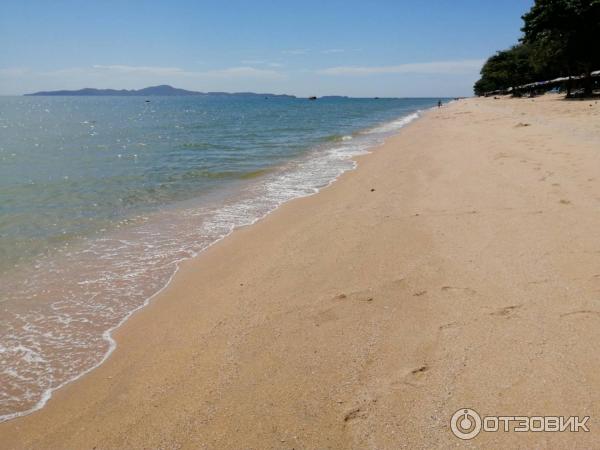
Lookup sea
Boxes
[0,95,441,422]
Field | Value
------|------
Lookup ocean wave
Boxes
[322,134,354,143]
[0,108,424,423]
[366,112,420,134]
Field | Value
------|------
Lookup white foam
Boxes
[367,112,420,134]
[0,109,425,423]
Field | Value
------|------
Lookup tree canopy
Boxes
[474,0,600,96]
[474,44,537,96]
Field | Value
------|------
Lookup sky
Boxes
[0,0,534,97]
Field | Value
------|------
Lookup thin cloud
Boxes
[0,67,30,76]
[281,49,308,55]
[317,59,485,76]
[92,65,185,76]
[321,49,345,54]
[34,64,284,80]
[202,66,284,79]
[241,60,284,68]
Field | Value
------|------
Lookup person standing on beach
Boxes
[438,100,442,108]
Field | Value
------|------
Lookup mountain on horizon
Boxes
[25,84,297,98]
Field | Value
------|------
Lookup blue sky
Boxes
[0,0,534,96]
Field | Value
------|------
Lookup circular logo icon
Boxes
[451,408,482,440]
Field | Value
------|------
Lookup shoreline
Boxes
[3,95,600,448]
[0,107,426,424]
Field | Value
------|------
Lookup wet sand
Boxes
[2,95,600,448]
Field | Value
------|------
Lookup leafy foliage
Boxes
[474,0,600,96]
[474,44,536,96]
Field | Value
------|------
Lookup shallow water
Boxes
[0,95,440,421]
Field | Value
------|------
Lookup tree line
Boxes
[474,0,600,97]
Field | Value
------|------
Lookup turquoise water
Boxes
[0,95,440,421]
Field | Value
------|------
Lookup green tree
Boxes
[473,44,536,96]
[522,0,600,96]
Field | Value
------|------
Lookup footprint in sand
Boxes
[402,364,429,387]
[343,407,365,422]
[559,199,571,205]
[439,321,461,331]
[490,304,522,318]
[342,398,378,424]
[411,365,429,374]
[332,291,374,303]
[560,310,600,318]
[527,279,549,285]
[313,309,339,327]
[392,364,431,389]
[494,152,511,160]
[441,286,477,295]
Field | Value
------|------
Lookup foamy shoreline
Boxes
[0,107,425,424]
[3,95,600,448]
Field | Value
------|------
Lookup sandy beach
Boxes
[2,95,600,448]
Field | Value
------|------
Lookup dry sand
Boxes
[2,95,600,449]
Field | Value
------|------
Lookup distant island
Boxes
[25,84,297,98]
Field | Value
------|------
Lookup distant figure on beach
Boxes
[438,100,442,108]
